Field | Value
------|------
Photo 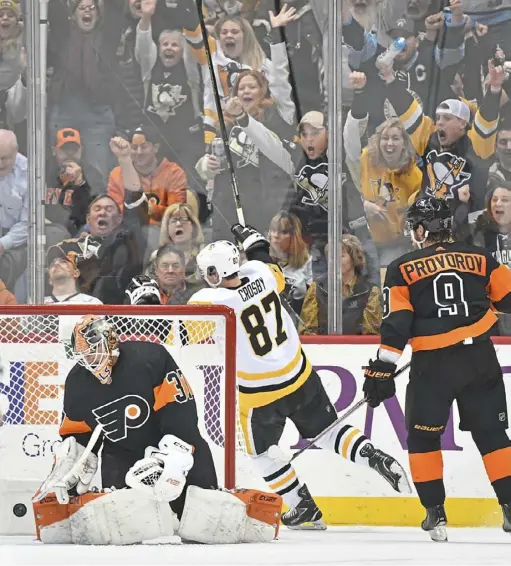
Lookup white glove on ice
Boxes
[125,435,194,503]
[34,436,98,504]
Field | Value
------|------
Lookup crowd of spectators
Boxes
[1,0,511,336]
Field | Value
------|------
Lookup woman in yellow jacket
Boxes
[344,72,422,267]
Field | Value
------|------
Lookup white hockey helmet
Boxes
[196,241,240,287]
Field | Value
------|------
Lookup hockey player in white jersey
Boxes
[189,224,412,529]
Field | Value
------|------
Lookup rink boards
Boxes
[1,337,511,528]
[298,337,511,527]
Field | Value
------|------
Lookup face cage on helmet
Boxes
[73,329,117,384]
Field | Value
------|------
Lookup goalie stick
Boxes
[33,424,103,503]
[290,361,412,462]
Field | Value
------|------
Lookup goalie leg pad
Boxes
[178,486,247,544]
[178,486,281,544]
[35,489,179,545]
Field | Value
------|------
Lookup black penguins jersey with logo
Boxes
[59,341,206,463]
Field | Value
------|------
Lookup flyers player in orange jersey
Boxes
[33,315,282,545]
[363,197,511,542]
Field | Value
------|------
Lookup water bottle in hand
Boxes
[376,37,406,71]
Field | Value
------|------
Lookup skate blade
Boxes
[427,525,448,542]
[390,462,413,494]
[286,519,327,531]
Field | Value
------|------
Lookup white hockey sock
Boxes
[315,423,372,466]
[250,451,303,508]
[263,463,302,508]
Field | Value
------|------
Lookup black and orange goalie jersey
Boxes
[380,242,511,361]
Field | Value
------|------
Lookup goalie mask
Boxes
[71,315,119,384]
[196,241,240,288]
[125,275,161,305]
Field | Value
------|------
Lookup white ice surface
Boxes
[2,526,511,566]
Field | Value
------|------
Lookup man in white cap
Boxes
[380,57,506,241]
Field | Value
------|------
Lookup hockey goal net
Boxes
[0,305,257,535]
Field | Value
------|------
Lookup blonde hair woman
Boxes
[184,6,297,144]
[268,211,312,314]
[148,203,204,281]
[344,72,422,267]
[300,234,382,335]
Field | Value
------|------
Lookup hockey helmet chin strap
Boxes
[411,228,429,249]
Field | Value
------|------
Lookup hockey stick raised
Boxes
[290,360,412,462]
[33,424,103,503]
[195,0,245,225]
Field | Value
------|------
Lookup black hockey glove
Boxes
[362,359,397,408]
[231,223,269,253]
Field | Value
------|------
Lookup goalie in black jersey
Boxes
[363,197,511,542]
[33,315,281,545]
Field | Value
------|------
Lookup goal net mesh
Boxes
[0,308,253,495]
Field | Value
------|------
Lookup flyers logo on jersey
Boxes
[425,150,470,200]
[92,395,150,442]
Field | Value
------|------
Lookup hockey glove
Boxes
[34,436,98,504]
[125,434,194,503]
[231,223,269,253]
[362,359,397,408]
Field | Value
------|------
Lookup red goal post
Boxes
[0,304,241,534]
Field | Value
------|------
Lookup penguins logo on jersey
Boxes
[296,162,329,210]
[229,126,258,168]
[147,80,187,123]
[370,178,399,207]
[221,61,251,94]
[425,150,470,199]
[92,395,150,442]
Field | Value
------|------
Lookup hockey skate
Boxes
[360,443,412,494]
[502,503,511,533]
[281,484,326,530]
[422,505,448,542]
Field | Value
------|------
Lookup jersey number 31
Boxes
[241,291,288,356]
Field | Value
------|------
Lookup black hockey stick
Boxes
[195,0,245,225]
[290,360,412,462]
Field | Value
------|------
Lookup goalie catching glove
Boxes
[362,359,397,408]
[125,434,194,502]
[33,436,98,504]
[231,223,269,253]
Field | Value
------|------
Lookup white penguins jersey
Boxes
[188,260,312,409]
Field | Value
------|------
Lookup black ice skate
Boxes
[360,443,412,494]
[281,484,326,530]
[502,503,511,533]
[422,505,448,542]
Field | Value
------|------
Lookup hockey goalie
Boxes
[32,315,282,545]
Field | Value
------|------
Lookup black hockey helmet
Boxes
[125,275,161,305]
[405,197,452,236]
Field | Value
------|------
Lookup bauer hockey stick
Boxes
[290,360,412,462]
[195,0,245,225]
[33,424,103,503]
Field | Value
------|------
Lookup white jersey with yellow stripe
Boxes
[188,260,312,409]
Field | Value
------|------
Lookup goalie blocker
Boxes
[33,486,282,545]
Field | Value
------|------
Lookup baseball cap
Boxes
[390,17,416,39]
[299,111,326,131]
[129,125,161,146]
[436,99,471,123]
[0,0,20,17]
[55,128,81,149]
[47,250,78,270]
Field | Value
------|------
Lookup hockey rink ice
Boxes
[2,526,511,566]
